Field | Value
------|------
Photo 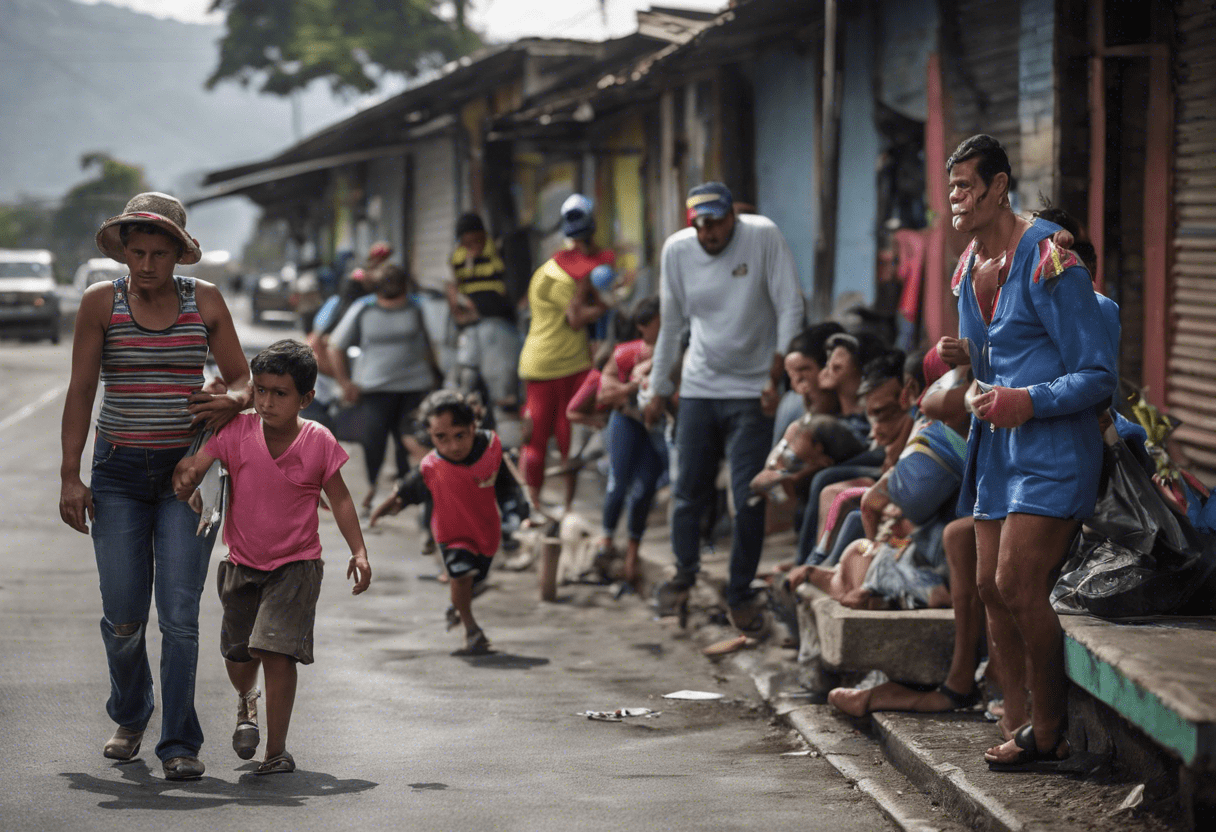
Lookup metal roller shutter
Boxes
[411,136,458,291]
[1167,0,1216,480]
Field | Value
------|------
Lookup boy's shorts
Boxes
[217,558,323,665]
[441,546,492,585]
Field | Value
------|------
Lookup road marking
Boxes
[0,385,65,432]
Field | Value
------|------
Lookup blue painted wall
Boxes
[748,48,818,298]
[833,12,880,307]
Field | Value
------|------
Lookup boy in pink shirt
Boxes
[370,390,505,655]
[173,339,371,775]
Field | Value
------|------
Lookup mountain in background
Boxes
[0,0,357,256]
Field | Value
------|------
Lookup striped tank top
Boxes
[96,276,210,449]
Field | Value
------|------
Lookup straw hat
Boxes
[96,192,202,265]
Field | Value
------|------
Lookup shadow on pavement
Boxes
[453,652,550,670]
[61,759,377,810]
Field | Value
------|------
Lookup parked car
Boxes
[0,249,61,343]
[251,264,297,324]
[72,257,127,293]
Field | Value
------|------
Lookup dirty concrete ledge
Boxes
[621,518,1178,832]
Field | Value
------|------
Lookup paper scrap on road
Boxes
[662,690,724,700]
[578,708,661,722]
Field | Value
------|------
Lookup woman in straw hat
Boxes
[59,192,253,781]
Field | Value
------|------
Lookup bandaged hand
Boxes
[973,386,1034,428]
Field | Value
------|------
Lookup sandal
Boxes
[254,751,296,775]
[454,629,493,656]
[934,683,981,711]
[985,723,1070,773]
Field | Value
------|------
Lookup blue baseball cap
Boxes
[560,193,595,239]
[686,182,733,223]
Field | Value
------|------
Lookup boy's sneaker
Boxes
[455,629,493,656]
[232,688,261,760]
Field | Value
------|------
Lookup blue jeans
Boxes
[670,397,773,607]
[602,411,668,541]
[90,436,216,761]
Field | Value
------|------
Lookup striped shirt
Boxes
[451,238,513,320]
[96,276,210,449]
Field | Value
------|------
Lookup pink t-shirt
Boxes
[420,432,503,557]
[206,413,349,571]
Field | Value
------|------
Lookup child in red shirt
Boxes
[173,339,370,775]
[370,390,510,655]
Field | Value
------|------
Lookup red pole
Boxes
[924,53,948,343]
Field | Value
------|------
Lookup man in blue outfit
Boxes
[946,135,1117,773]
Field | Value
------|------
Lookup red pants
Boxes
[521,369,590,489]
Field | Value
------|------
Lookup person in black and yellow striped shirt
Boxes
[447,213,521,413]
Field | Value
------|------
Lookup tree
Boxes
[206,0,481,98]
[51,154,151,280]
[0,199,53,251]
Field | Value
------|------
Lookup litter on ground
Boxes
[578,708,661,722]
[662,690,725,700]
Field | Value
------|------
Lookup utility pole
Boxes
[813,0,842,321]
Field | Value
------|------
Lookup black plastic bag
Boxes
[1051,440,1216,618]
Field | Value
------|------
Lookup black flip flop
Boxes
[935,683,981,711]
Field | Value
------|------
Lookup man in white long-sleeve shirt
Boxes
[643,182,804,635]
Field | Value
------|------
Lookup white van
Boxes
[73,257,128,294]
[0,249,61,343]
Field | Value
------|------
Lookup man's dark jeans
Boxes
[670,397,773,607]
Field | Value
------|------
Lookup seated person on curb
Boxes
[793,333,891,564]
[750,414,865,507]
[802,350,917,566]
[173,339,372,775]
[369,390,511,656]
[792,502,953,611]
[792,351,967,602]
[773,322,846,447]
[819,331,888,446]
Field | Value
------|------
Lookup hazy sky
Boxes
[72,0,722,41]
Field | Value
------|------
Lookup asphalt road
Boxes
[0,304,896,832]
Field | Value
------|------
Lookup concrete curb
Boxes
[786,707,965,832]
[870,713,1024,832]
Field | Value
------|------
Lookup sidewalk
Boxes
[563,484,1182,832]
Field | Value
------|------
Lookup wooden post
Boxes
[659,89,680,242]
[1142,45,1172,409]
[812,0,842,321]
[539,537,562,601]
[1087,0,1106,293]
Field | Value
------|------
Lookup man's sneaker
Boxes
[445,605,461,631]
[728,593,771,640]
[232,688,261,760]
[163,756,205,781]
[652,579,693,621]
[103,725,144,761]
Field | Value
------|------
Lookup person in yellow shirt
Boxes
[517,194,612,511]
